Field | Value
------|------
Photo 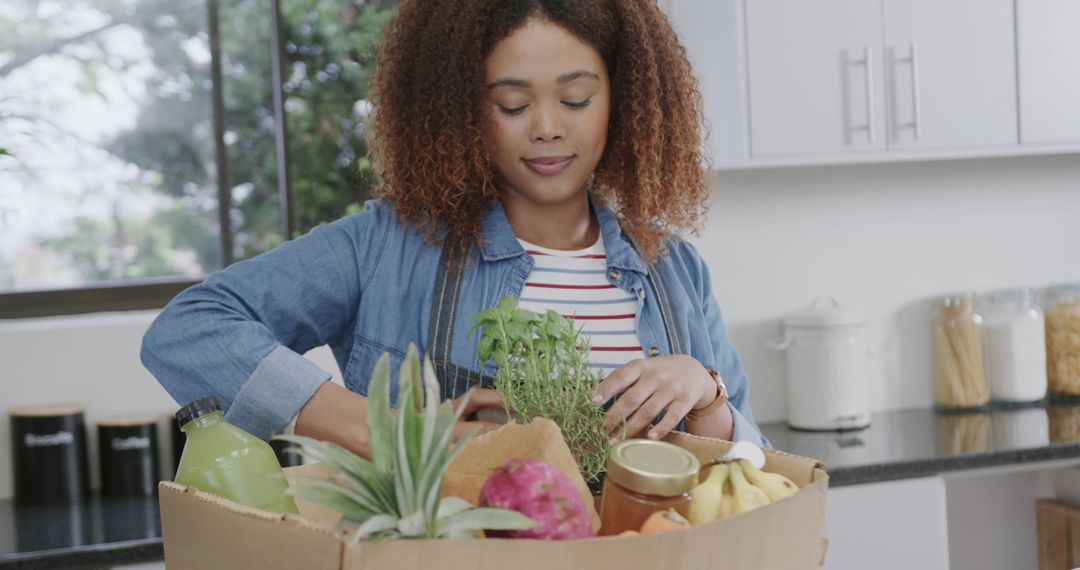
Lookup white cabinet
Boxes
[1017,0,1080,144]
[825,477,950,570]
[744,0,887,156]
[882,0,1017,150]
[664,0,1080,169]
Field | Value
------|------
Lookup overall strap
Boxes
[644,258,686,355]
[426,240,494,401]
[427,240,463,365]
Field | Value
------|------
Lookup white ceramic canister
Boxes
[768,297,871,431]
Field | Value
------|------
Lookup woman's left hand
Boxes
[593,355,718,442]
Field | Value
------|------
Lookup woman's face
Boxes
[484,19,611,208]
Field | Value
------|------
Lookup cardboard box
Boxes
[1036,499,1080,570]
[159,431,828,569]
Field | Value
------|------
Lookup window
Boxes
[0,0,396,317]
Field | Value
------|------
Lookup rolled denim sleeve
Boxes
[685,245,771,448]
[141,201,389,440]
[729,402,769,448]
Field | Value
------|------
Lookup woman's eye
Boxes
[563,98,592,109]
[497,104,528,116]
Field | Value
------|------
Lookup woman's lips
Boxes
[523,155,574,176]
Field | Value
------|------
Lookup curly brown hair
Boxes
[368,0,709,260]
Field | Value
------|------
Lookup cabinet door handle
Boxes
[853,45,875,144]
[897,43,923,140]
[909,43,922,140]
[864,45,876,143]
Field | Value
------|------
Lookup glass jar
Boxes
[934,292,990,410]
[1045,283,1080,396]
[981,288,1047,404]
[936,412,990,455]
[1049,403,1080,443]
[598,439,699,536]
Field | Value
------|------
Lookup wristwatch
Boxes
[686,368,729,422]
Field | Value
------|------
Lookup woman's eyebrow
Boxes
[487,70,600,90]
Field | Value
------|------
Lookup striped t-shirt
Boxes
[517,237,645,377]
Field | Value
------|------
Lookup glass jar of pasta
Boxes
[1045,283,1080,397]
[934,292,990,410]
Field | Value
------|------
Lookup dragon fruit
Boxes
[479,458,596,540]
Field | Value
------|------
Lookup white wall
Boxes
[1,153,1078,500]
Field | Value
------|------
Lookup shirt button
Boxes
[637,288,647,300]
[648,346,661,357]
[608,269,621,281]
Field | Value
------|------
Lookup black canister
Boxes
[97,416,160,498]
[9,404,89,506]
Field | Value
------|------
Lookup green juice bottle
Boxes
[174,396,298,515]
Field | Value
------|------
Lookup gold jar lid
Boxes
[606,439,700,497]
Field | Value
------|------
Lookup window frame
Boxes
[0,0,294,320]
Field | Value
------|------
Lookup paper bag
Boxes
[442,418,601,530]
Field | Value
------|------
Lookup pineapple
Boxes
[275,344,534,542]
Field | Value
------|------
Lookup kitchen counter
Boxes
[761,401,1080,487]
[4,403,1080,567]
[0,494,161,569]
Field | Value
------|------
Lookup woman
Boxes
[141,0,769,460]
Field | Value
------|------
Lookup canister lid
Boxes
[1046,282,1080,304]
[9,403,85,417]
[605,439,700,497]
[97,416,159,427]
[784,296,865,327]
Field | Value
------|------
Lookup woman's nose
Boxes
[530,104,565,142]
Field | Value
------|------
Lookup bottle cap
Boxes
[175,396,221,428]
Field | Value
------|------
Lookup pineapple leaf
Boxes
[394,371,416,514]
[398,349,424,483]
[435,496,473,519]
[351,514,399,544]
[286,475,384,515]
[437,508,536,535]
[419,402,471,499]
[445,529,478,540]
[273,436,396,513]
[420,356,439,466]
[287,485,374,522]
[398,509,427,538]
[403,403,424,501]
[274,436,369,479]
[405,344,423,409]
[335,471,395,515]
[367,354,394,473]
[417,455,450,527]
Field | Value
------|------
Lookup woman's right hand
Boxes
[450,388,504,441]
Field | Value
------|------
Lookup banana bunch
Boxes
[688,459,800,525]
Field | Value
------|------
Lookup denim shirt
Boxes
[141,198,769,447]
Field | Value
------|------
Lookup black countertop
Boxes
[0,494,161,569]
[761,401,1080,487]
[6,403,1080,567]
